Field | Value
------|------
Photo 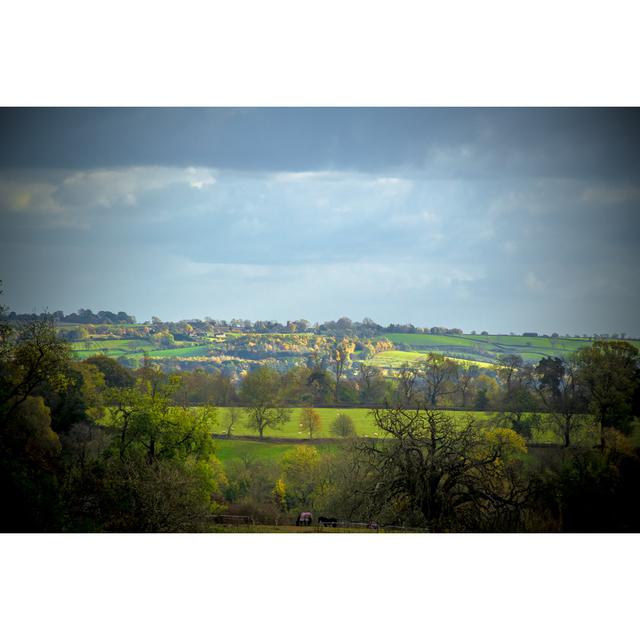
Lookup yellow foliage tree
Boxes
[300,407,322,439]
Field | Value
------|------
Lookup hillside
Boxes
[60,321,640,376]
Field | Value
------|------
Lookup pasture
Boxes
[100,403,599,446]
[367,349,494,369]
[213,439,338,465]
[379,332,640,364]
[209,407,599,446]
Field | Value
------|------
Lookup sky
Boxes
[0,108,639,335]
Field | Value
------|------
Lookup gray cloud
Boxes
[1,108,639,335]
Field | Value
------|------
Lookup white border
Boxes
[1,0,639,106]
[1,533,638,639]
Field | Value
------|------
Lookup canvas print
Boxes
[1,107,639,533]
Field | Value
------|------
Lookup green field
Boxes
[146,345,214,358]
[101,404,598,445]
[70,338,217,362]
[209,407,598,446]
[379,332,640,364]
[368,349,494,370]
[99,404,602,470]
[213,439,338,464]
[216,407,381,438]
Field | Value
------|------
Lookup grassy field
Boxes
[216,407,381,438]
[70,338,153,362]
[379,332,640,364]
[368,349,494,370]
[145,345,214,358]
[213,439,338,464]
[212,407,598,446]
[101,404,598,445]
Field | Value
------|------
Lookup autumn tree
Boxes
[300,406,322,439]
[420,354,459,407]
[280,445,325,509]
[223,405,242,437]
[239,366,291,438]
[331,338,355,403]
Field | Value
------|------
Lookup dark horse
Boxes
[318,516,338,528]
[296,512,313,526]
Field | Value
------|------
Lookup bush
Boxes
[330,414,356,437]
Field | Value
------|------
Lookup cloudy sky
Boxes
[0,108,639,334]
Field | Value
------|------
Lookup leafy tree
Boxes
[110,375,217,464]
[0,305,73,531]
[330,413,356,437]
[85,354,135,388]
[534,356,587,447]
[330,338,355,403]
[575,341,640,447]
[272,477,288,513]
[420,354,459,407]
[396,364,419,406]
[306,368,334,405]
[0,315,72,429]
[495,357,538,439]
[473,374,499,410]
[454,364,479,407]
[38,361,106,433]
[84,454,227,532]
[223,455,280,522]
[239,366,291,438]
[0,396,62,531]
[223,406,242,437]
[358,363,387,404]
[300,407,322,439]
[280,445,325,509]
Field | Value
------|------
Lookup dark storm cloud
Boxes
[1,108,639,179]
[0,108,639,334]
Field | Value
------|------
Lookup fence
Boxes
[208,514,255,526]
[207,514,429,533]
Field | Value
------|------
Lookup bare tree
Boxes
[355,406,530,531]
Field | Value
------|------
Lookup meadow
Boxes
[367,349,495,369]
[186,406,599,449]
[213,439,338,464]
[379,332,640,364]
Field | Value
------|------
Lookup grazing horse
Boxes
[296,512,313,526]
[318,516,338,528]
